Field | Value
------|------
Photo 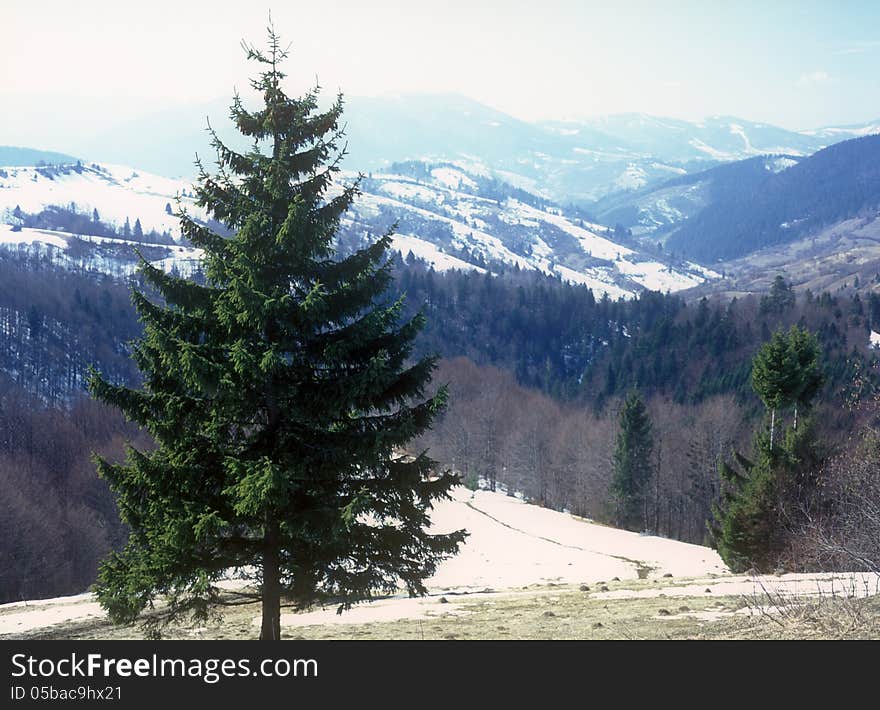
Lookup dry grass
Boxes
[9,575,880,641]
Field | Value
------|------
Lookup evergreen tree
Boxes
[712,327,824,572]
[788,326,823,430]
[760,275,796,314]
[122,217,131,238]
[610,389,654,531]
[710,421,823,572]
[133,218,144,241]
[751,328,798,448]
[89,26,465,640]
[752,325,823,446]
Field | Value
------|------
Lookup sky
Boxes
[3,0,880,150]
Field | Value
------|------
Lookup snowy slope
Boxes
[0,485,728,635]
[0,162,204,236]
[342,165,716,297]
[0,224,203,278]
[0,157,716,298]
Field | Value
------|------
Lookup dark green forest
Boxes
[1,245,879,602]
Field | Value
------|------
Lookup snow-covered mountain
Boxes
[544,113,825,164]
[592,154,803,238]
[800,119,880,141]
[52,94,870,205]
[0,157,717,299]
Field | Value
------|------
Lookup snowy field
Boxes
[1,486,725,636]
[4,485,880,637]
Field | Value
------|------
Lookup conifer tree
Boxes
[751,328,797,448]
[752,325,823,446]
[610,389,654,531]
[89,25,465,640]
[712,326,824,571]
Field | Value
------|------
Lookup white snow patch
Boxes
[615,259,704,292]
[766,157,798,173]
[391,233,486,273]
[0,163,202,239]
[554,265,633,300]
[431,167,477,191]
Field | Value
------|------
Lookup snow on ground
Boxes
[6,486,880,636]
[377,181,442,205]
[0,224,67,250]
[431,167,477,191]
[685,261,722,279]
[0,224,203,277]
[554,265,634,300]
[0,596,104,635]
[766,156,798,173]
[688,139,736,161]
[507,199,634,262]
[391,233,486,274]
[614,258,704,292]
[440,488,727,584]
[0,163,202,238]
[614,164,648,191]
[1,160,717,302]
[0,486,725,636]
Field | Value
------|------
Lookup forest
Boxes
[1,239,879,603]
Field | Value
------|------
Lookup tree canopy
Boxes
[89,25,465,639]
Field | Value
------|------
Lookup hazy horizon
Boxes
[4,0,880,154]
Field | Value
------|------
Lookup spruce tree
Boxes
[751,328,797,448]
[89,26,465,640]
[712,326,824,572]
[752,325,823,446]
[610,389,654,531]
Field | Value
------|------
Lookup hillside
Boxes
[591,154,802,238]
[665,135,880,262]
[0,157,715,300]
[589,135,880,266]
[4,485,879,640]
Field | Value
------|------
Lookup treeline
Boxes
[416,357,752,545]
[4,244,877,423]
[8,204,176,245]
[393,261,878,411]
[666,134,880,261]
[0,252,141,404]
[0,375,148,603]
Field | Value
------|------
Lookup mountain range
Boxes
[0,159,714,300]
[3,95,880,300]
[29,93,880,203]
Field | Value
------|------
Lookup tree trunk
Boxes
[793,403,798,431]
[260,519,281,641]
[770,408,776,449]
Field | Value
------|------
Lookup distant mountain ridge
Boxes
[33,93,877,204]
[0,146,79,166]
[664,134,880,262]
[591,133,880,264]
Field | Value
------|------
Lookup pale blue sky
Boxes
[3,0,879,146]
